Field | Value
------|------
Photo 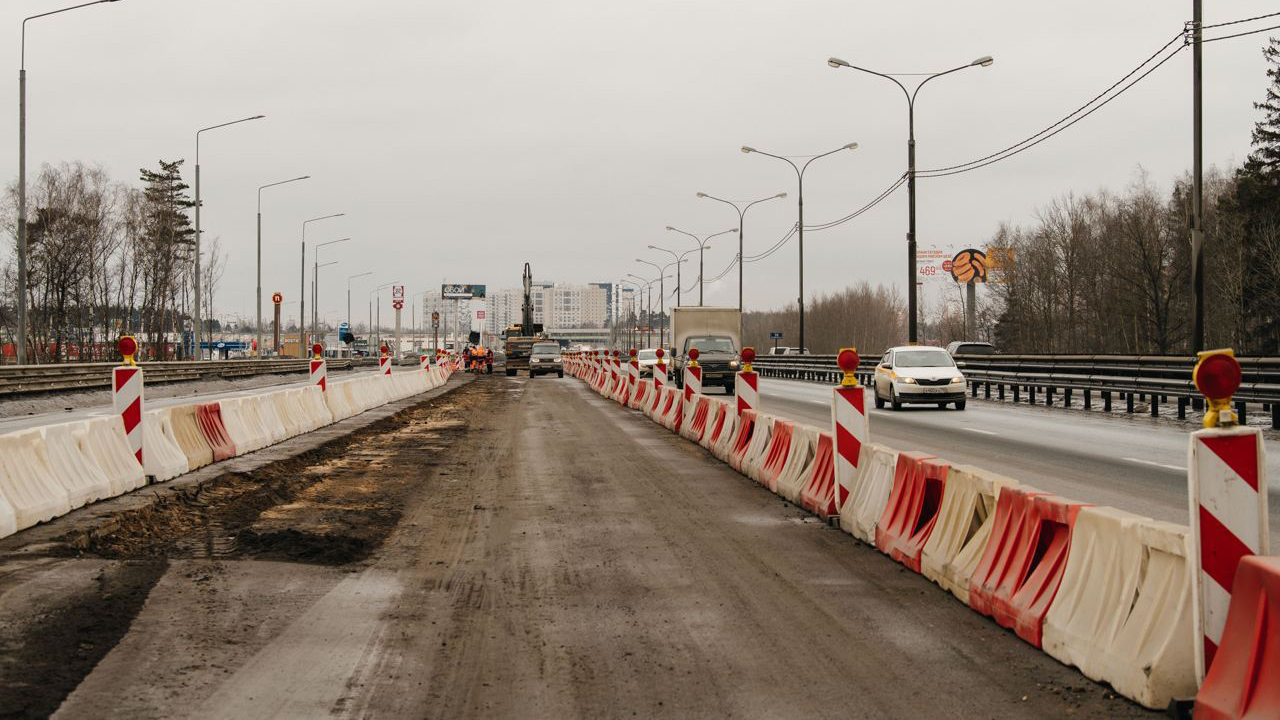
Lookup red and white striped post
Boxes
[683,348,703,423]
[736,346,760,416]
[1188,349,1270,681]
[309,343,327,392]
[420,353,431,371]
[627,348,640,408]
[651,348,667,414]
[379,345,392,376]
[831,348,869,514]
[112,335,144,466]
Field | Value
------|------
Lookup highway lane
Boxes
[733,378,1280,547]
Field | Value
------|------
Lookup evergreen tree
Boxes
[1235,38,1280,353]
[136,159,195,357]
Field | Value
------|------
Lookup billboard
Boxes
[442,283,486,299]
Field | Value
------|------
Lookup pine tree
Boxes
[1236,38,1280,353]
[1246,38,1280,183]
[136,159,195,357]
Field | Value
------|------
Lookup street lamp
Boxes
[313,237,351,338]
[346,271,372,334]
[17,0,124,364]
[628,272,666,348]
[741,142,857,352]
[193,114,266,359]
[646,246,704,309]
[368,281,398,354]
[256,175,309,357]
[301,213,344,351]
[828,55,992,343]
[412,289,431,350]
[313,261,338,339]
[664,227,736,306]
[696,192,787,314]
[636,258,685,348]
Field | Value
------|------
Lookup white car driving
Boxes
[873,346,967,411]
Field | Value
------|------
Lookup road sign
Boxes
[476,310,486,320]
[442,283,486,299]
[392,300,404,310]
[769,331,783,340]
[392,285,404,300]
[432,311,440,329]
[272,292,283,304]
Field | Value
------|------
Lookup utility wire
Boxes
[1202,11,1280,30]
[1203,24,1280,43]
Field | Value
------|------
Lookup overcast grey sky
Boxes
[3,0,1277,325]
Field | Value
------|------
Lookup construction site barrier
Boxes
[196,403,237,462]
[257,391,292,444]
[80,415,147,496]
[681,396,713,443]
[753,418,794,490]
[0,430,72,531]
[142,408,190,482]
[739,413,775,480]
[631,377,649,410]
[839,443,900,543]
[1194,554,1280,719]
[659,388,683,432]
[710,406,739,462]
[170,404,214,470]
[776,426,819,503]
[41,421,113,508]
[0,484,15,538]
[700,400,729,451]
[799,431,838,518]
[727,410,759,472]
[969,486,1088,648]
[876,454,949,572]
[1041,509,1197,709]
[919,464,1019,603]
[297,386,334,429]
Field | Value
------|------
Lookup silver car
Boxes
[873,346,967,411]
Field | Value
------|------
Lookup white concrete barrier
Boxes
[41,422,114,507]
[0,431,73,531]
[257,391,292,443]
[79,416,146,496]
[920,464,1019,598]
[839,443,898,543]
[141,408,190,482]
[776,425,819,503]
[739,413,775,480]
[711,407,739,462]
[1042,510,1196,709]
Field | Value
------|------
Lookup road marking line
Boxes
[1124,457,1185,472]
[963,428,998,435]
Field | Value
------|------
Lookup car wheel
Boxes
[874,393,885,409]
[724,383,735,396]
[557,371,564,378]
[937,402,947,409]
[506,368,516,377]
[891,390,902,411]
[955,400,966,411]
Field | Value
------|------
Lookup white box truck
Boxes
[670,306,742,394]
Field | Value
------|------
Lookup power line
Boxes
[1202,11,1280,30]
[1203,23,1280,44]
[805,174,908,231]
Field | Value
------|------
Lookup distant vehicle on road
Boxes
[873,345,967,411]
[528,341,564,378]
[670,307,741,394]
[946,341,997,356]
[767,346,809,356]
[637,348,660,376]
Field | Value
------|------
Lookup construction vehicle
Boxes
[671,306,742,394]
[503,263,546,376]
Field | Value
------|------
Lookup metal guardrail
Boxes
[751,353,1280,428]
[0,358,365,397]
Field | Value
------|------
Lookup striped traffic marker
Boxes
[112,335,144,466]
[683,348,703,423]
[1188,349,1270,681]
[736,346,759,416]
[831,348,868,514]
[310,343,327,392]
[379,345,392,376]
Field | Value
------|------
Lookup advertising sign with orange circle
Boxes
[950,248,988,284]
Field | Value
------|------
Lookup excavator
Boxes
[502,263,546,376]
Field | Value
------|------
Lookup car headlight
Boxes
[950,377,965,385]
[898,377,916,384]
[729,360,740,369]
[553,357,562,363]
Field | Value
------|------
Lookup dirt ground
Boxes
[0,372,1159,719]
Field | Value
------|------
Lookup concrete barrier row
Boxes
[0,364,453,540]
[566,363,1198,710]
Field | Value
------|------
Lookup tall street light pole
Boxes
[18,0,123,365]
[368,282,397,354]
[313,237,351,340]
[256,175,309,357]
[828,55,992,344]
[347,272,372,337]
[741,142,858,353]
[301,213,344,353]
[696,192,787,314]
[1190,1,1205,354]
[665,226,737,306]
[311,261,338,341]
[646,247,701,309]
[194,114,265,360]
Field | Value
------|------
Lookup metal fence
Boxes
[751,353,1280,429]
[0,358,368,397]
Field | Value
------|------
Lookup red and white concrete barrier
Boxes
[682,348,702,426]
[112,336,144,466]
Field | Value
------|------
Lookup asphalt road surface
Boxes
[1,373,1155,718]
[735,377,1280,548]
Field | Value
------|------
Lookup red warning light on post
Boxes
[688,348,700,362]
[629,348,637,358]
[741,347,756,364]
[837,348,860,373]
[381,345,389,355]
[311,343,323,358]
[117,335,138,358]
[1194,351,1241,401]
[655,348,664,359]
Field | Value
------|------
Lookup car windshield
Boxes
[895,350,954,368]
[956,344,996,355]
[532,343,560,355]
[637,350,657,361]
[685,336,736,353]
